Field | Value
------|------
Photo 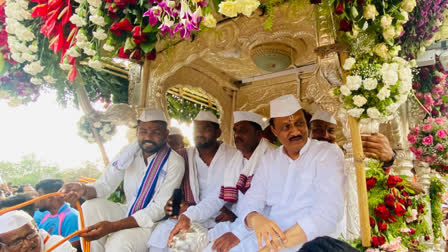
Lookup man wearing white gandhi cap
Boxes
[60,109,185,252]
[236,94,346,251]
[0,210,75,252]
[203,111,276,252]
[148,110,237,251]
[167,126,185,152]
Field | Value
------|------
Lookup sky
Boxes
[0,90,194,170]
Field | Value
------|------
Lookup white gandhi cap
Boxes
[233,111,265,129]
[138,109,167,123]
[311,109,337,125]
[194,111,219,124]
[270,94,302,118]
[0,210,34,234]
[169,127,183,136]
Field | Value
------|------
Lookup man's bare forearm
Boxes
[258,224,307,252]
[111,216,139,232]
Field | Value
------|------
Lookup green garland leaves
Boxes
[430,177,445,240]
[166,93,220,122]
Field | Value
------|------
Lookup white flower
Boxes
[400,9,409,23]
[11,53,24,63]
[203,14,217,28]
[93,122,102,128]
[90,15,106,26]
[367,108,381,119]
[87,0,102,8]
[401,0,416,12]
[235,0,260,16]
[377,87,391,100]
[28,44,38,53]
[24,61,44,75]
[103,43,115,52]
[343,57,356,70]
[363,78,378,90]
[88,59,103,70]
[76,32,88,42]
[396,94,408,104]
[395,25,404,37]
[382,26,396,40]
[382,70,398,86]
[346,75,362,90]
[399,67,412,82]
[340,85,352,96]
[380,15,393,28]
[353,95,367,107]
[22,53,37,62]
[218,1,238,17]
[399,79,412,93]
[44,75,57,84]
[389,45,401,57]
[84,47,96,56]
[5,3,24,21]
[373,43,388,58]
[70,14,87,27]
[386,103,400,113]
[30,77,43,85]
[400,227,411,233]
[93,28,107,40]
[17,29,35,42]
[89,6,98,15]
[348,108,364,118]
[363,4,379,20]
[20,9,32,20]
[60,63,73,71]
[67,46,81,57]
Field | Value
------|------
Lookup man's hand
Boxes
[215,207,237,223]
[60,182,85,205]
[361,133,394,163]
[79,221,116,241]
[246,212,286,250]
[165,200,189,219]
[167,214,191,247]
[212,232,240,252]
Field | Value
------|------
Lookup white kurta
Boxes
[83,145,185,252]
[237,139,346,251]
[147,143,237,251]
[40,229,76,252]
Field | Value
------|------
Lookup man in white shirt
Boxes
[0,210,76,252]
[206,111,276,252]
[60,109,185,252]
[238,94,346,251]
[148,110,237,251]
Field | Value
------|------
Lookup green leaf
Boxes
[140,41,156,53]
[143,24,156,33]
[212,0,222,12]
[442,96,448,103]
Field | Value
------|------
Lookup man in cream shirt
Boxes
[148,111,237,251]
[61,109,185,252]
[238,94,346,251]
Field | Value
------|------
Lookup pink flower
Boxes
[437,143,445,151]
[406,209,418,223]
[422,135,434,145]
[423,123,433,132]
[427,117,434,123]
[416,147,423,155]
[437,129,447,138]
[408,134,417,144]
[436,118,446,125]
[413,126,420,135]
[424,156,434,163]
[379,237,402,251]
[434,86,444,94]
[410,146,418,154]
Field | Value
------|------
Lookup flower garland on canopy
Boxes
[350,160,430,251]
[77,115,116,144]
[430,177,445,241]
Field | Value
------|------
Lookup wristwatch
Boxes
[382,150,396,168]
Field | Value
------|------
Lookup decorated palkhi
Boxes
[169,223,208,252]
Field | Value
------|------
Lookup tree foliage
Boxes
[166,93,220,122]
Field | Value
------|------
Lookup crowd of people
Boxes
[0,94,440,252]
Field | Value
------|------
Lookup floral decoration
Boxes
[334,55,414,121]
[430,176,444,241]
[0,71,39,106]
[408,117,448,173]
[350,160,430,251]
[413,56,448,118]
[77,115,116,144]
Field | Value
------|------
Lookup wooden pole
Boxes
[139,58,151,109]
[339,53,371,247]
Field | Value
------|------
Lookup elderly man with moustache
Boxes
[236,94,346,251]
[60,109,185,252]
[0,210,75,252]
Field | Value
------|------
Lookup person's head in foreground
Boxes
[137,109,169,156]
[0,193,36,216]
[269,94,311,159]
[233,111,264,158]
[309,108,337,144]
[193,111,221,148]
[298,236,359,252]
[0,210,41,252]
[167,126,185,151]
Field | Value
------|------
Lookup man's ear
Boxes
[270,125,279,138]
[216,128,222,139]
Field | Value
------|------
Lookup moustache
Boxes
[234,137,244,144]
[289,135,303,142]
[316,137,332,143]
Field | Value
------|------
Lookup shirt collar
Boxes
[57,203,69,214]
